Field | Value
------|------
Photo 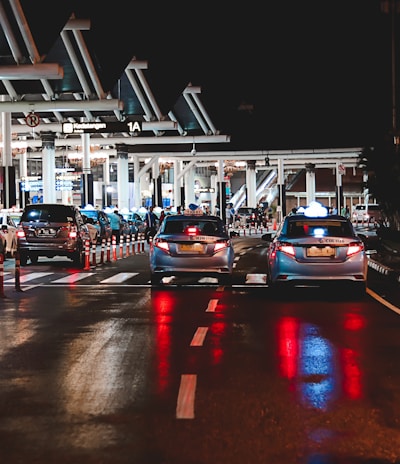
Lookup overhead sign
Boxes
[25,112,40,128]
[194,187,215,193]
[62,121,142,134]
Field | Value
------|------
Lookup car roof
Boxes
[286,214,349,221]
[165,214,221,221]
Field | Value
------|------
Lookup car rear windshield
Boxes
[285,220,354,238]
[163,219,222,235]
[21,205,75,223]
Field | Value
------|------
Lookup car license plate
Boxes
[178,243,205,253]
[38,228,56,236]
[306,246,335,257]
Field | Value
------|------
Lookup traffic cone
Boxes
[273,218,277,231]
[83,240,91,270]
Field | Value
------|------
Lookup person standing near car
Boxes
[228,203,235,226]
[145,206,158,243]
[108,209,122,243]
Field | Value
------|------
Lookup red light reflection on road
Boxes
[340,311,366,400]
[152,291,176,395]
[277,316,299,380]
[208,320,227,366]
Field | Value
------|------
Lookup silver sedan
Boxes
[265,210,368,295]
[149,211,235,286]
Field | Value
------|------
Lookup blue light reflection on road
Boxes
[276,312,364,411]
[298,323,336,410]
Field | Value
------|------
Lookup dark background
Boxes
[24,0,393,150]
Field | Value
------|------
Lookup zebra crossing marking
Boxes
[52,273,95,284]
[5,272,53,283]
[100,272,139,284]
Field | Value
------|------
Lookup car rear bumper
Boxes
[269,253,367,283]
[150,253,233,275]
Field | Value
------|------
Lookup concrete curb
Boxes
[368,258,400,283]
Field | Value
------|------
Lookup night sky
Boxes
[26,0,394,150]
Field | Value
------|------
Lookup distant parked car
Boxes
[121,212,146,236]
[236,206,264,227]
[0,210,18,258]
[80,207,112,244]
[17,204,91,267]
[81,215,99,245]
[352,204,382,224]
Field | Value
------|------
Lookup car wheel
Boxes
[150,273,163,286]
[19,252,28,266]
[218,275,232,286]
[72,250,85,269]
[30,254,38,264]
[353,282,366,299]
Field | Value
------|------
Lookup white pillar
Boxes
[1,110,12,167]
[116,145,129,210]
[1,109,13,208]
[133,155,140,208]
[277,158,286,222]
[210,171,218,214]
[42,133,56,203]
[246,160,257,207]
[184,163,195,206]
[152,156,160,207]
[305,163,316,205]
[173,160,181,207]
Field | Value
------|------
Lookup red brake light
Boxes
[69,226,77,239]
[277,242,296,257]
[185,226,200,236]
[16,229,25,239]
[347,242,364,257]
[214,241,228,252]
[155,240,170,252]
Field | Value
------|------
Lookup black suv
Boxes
[17,204,91,267]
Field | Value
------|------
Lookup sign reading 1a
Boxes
[127,121,141,132]
[62,121,142,134]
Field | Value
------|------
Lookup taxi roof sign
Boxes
[183,206,204,215]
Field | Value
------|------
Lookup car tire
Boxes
[72,249,85,269]
[30,254,38,264]
[19,252,27,266]
[353,282,366,299]
[218,275,232,286]
[150,273,163,286]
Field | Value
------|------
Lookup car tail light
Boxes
[214,240,229,252]
[69,226,78,239]
[276,242,296,257]
[154,239,170,253]
[16,228,25,239]
[347,242,364,257]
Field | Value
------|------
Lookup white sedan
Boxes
[0,212,18,258]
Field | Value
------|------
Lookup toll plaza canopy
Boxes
[0,1,365,216]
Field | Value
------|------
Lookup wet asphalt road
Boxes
[0,236,400,463]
